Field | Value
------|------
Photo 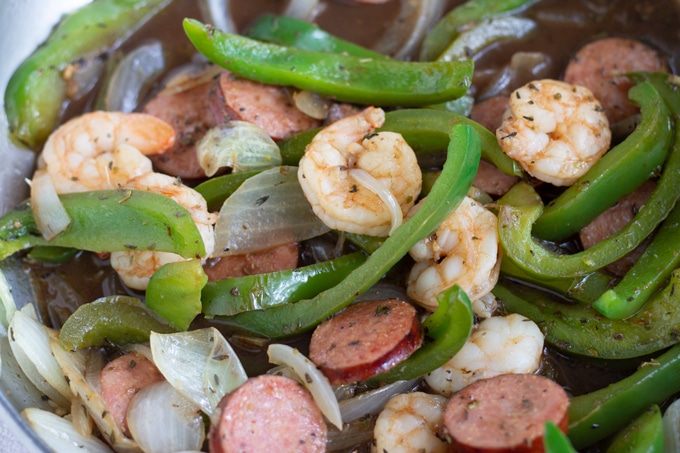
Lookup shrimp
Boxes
[39,111,175,193]
[298,106,422,237]
[425,314,544,397]
[496,79,611,186]
[407,196,500,312]
[110,172,217,290]
[371,391,448,453]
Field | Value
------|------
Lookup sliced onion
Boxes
[372,0,448,60]
[127,381,205,453]
[159,60,222,95]
[214,166,330,255]
[8,306,71,409]
[50,343,140,451]
[149,328,248,415]
[293,90,331,120]
[197,121,282,177]
[63,57,105,101]
[283,0,321,20]
[349,168,402,235]
[267,343,343,430]
[664,398,680,452]
[100,40,165,113]
[30,169,71,241]
[339,379,418,423]
[22,408,114,453]
[199,0,237,33]
[0,269,16,332]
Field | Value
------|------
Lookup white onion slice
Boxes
[197,121,282,177]
[372,0,447,60]
[349,168,402,235]
[29,169,71,241]
[283,0,320,20]
[101,40,165,113]
[22,408,114,453]
[267,343,343,430]
[149,328,247,415]
[664,398,680,452]
[0,269,16,332]
[214,166,330,255]
[8,306,71,409]
[339,379,418,423]
[293,90,331,120]
[127,381,205,453]
[199,0,237,33]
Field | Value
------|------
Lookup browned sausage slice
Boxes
[309,298,422,385]
[579,180,656,276]
[443,373,569,453]
[209,374,327,453]
[203,243,300,281]
[563,37,669,124]
[213,71,323,141]
[99,352,165,437]
[470,96,509,132]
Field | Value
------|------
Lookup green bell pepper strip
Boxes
[419,0,538,61]
[0,190,205,260]
[202,252,367,317]
[26,246,79,264]
[209,123,480,338]
[194,169,263,212]
[146,259,207,331]
[183,18,474,107]
[544,422,577,453]
[277,109,522,177]
[605,405,664,453]
[494,269,680,359]
[532,81,674,241]
[567,343,680,450]
[4,0,171,150]
[245,14,387,60]
[59,295,176,351]
[365,284,473,385]
[498,140,680,278]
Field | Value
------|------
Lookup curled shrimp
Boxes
[407,196,500,312]
[425,314,544,397]
[110,172,217,290]
[39,111,175,193]
[496,79,611,186]
[298,106,422,237]
[371,391,448,453]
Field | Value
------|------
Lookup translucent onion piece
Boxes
[8,306,71,409]
[101,40,165,113]
[127,381,205,453]
[267,343,343,430]
[64,57,104,101]
[339,379,419,423]
[283,0,320,20]
[50,343,140,451]
[372,0,447,60]
[70,393,95,439]
[149,328,247,415]
[663,398,680,452]
[199,0,237,33]
[214,166,330,255]
[349,168,402,235]
[30,169,71,241]
[293,90,331,120]
[0,268,16,331]
[197,121,282,177]
[23,408,114,453]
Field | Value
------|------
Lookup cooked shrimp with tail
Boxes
[298,106,422,237]
[407,196,500,312]
[425,314,544,397]
[37,111,216,290]
[496,79,611,186]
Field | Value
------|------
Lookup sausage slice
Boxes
[203,243,300,281]
[309,298,422,385]
[209,374,327,453]
[443,373,569,453]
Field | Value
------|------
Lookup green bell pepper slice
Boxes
[4,0,171,150]
[365,284,473,385]
[183,18,474,107]
[532,81,674,241]
[494,269,680,359]
[567,343,680,450]
[246,14,387,60]
[202,252,367,317]
[211,123,481,338]
[605,405,664,453]
[59,295,175,351]
[194,169,263,212]
[544,421,577,453]
[0,189,205,260]
[146,259,207,331]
